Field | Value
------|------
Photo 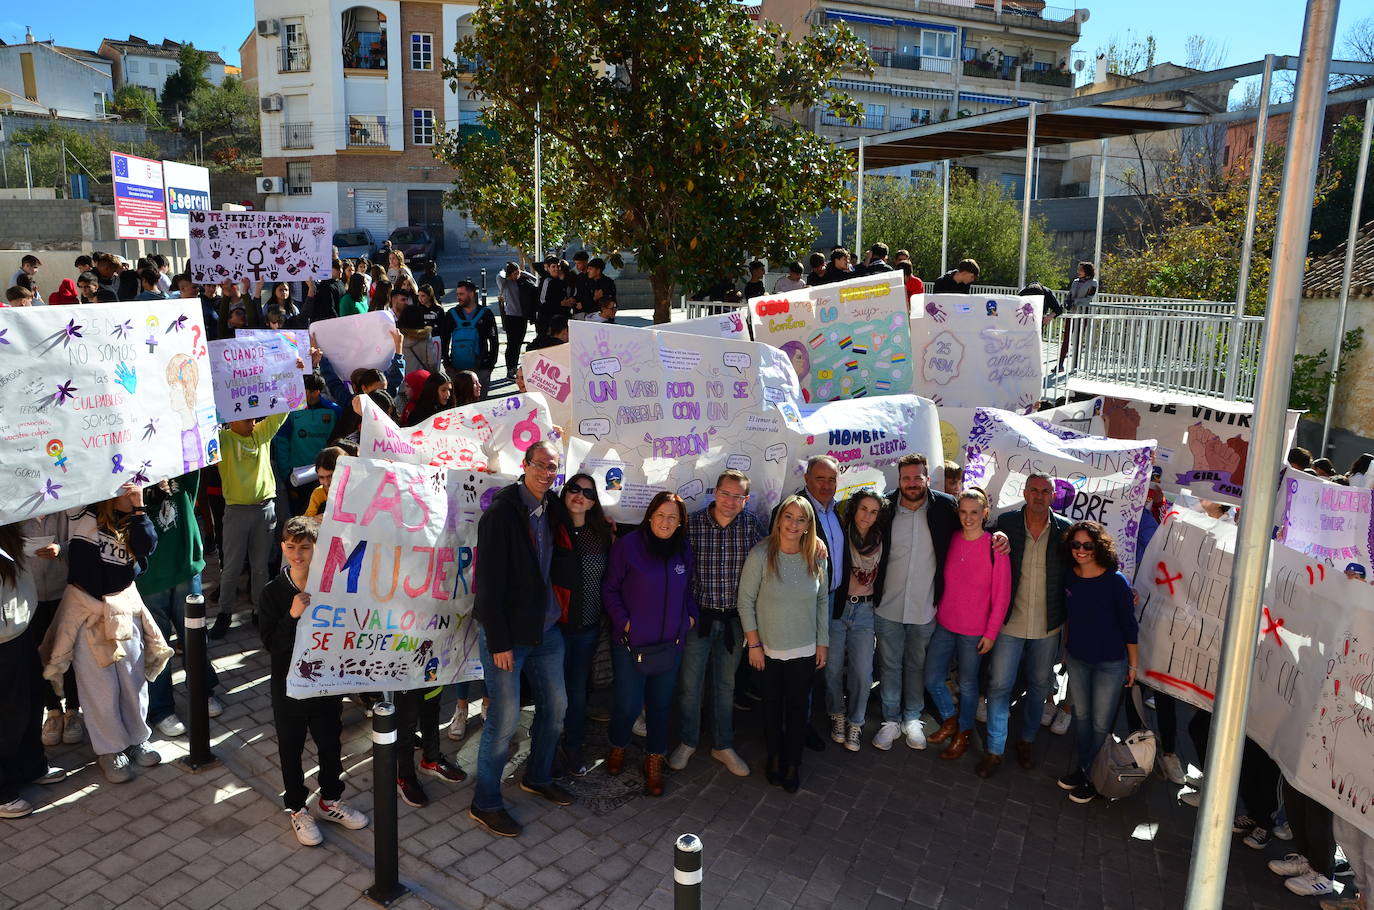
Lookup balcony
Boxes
[962,59,1073,88]
[903,0,1082,35]
[280,122,313,149]
[278,44,310,73]
[346,115,388,148]
[868,48,952,74]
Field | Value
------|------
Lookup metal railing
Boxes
[278,44,310,73]
[346,116,388,148]
[280,122,312,149]
[969,285,1237,316]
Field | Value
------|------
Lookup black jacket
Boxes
[309,278,345,323]
[931,270,971,294]
[862,259,894,276]
[473,482,566,654]
[258,571,320,705]
[874,489,960,606]
[994,508,1072,633]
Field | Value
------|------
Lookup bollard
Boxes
[178,594,219,771]
[480,267,487,304]
[364,702,408,906]
[673,833,703,910]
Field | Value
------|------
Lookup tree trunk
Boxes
[651,270,673,324]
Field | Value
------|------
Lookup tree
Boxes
[5,124,160,191]
[1333,16,1374,89]
[1309,114,1374,256]
[111,84,164,128]
[162,42,212,111]
[434,0,871,322]
[1097,31,1157,77]
[856,173,1066,287]
[185,76,261,168]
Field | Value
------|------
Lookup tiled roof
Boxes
[101,36,225,65]
[1304,220,1374,299]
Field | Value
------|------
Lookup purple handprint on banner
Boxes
[1051,479,1076,513]
[925,298,947,323]
[1016,300,1035,325]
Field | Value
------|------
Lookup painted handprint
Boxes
[208,241,223,259]
[288,233,306,253]
[113,361,137,394]
[1016,300,1035,325]
[925,299,947,323]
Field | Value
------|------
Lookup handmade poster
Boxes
[1038,393,1301,506]
[748,273,911,403]
[962,407,1155,576]
[566,321,801,523]
[1275,469,1374,573]
[311,311,397,378]
[161,159,211,241]
[520,344,572,429]
[359,392,558,475]
[0,301,218,524]
[786,394,942,499]
[910,293,1043,413]
[236,328,310,373]
[188,210,334,284]
[207,336,306,422]
[287,456,510,697]
[112,152,167,241]
[660,310,750,340]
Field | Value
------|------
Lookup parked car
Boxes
[385,226,437,266]
[333,229,378,261]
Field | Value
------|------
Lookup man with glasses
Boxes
[670,469,765,777]
[469,441,572,837]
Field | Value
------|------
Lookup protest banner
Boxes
[748,273,911,403]
[786,395,943,499]
[1275,468,1374,573]
[1038,392,1301,506]
[287,456,508,697]
[236,328,310,373]
[567,321,801,523]
[0,301,218,524]
[660,310,750,340]
[359,392,558,475]
[207,336,306,422]
[520,344,572,429]
[161,160,212,241]
[188,210,334,284]
[112,152,167,241]
[962,407,1155,576]
[310,311,397,378]
[910,293,1043,413]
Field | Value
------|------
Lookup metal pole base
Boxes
[363,883,409,907]
[176,754,221,773]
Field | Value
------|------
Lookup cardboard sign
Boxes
[188,210,334,284]
[360,392,559,475]
[910,293,1044,413]
[520,344,572,429]
[787,394,943,499]
[311,311,397,379]
[660,310,750,340]
[207,336,305,421]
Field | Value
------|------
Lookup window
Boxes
[284,19,305,46]
[94,91,107,115]
[412,108,435,145]
[998,173,1026,198]
[342,7,388,70]
[410,33,433,70]
[910,107,932,124]
[128,58,139,73]
[287,161,313,196]
[921,31,954,59]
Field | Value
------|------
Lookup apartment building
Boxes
[0,32,113,120]
[245,0,483,253]
[759,0,1088,190]
[98,36,228,100]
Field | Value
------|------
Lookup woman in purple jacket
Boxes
[602,491,698,796]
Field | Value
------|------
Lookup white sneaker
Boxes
[447,703,468,741]
[1156,752,1185,785]
[845,723,862,752]
[98,752,133,784]
[37,766,65,784]
[317,797,368,830]
[125,742,161,768]
[41,710,62,746]
[62,710,84,744]
[155,715,187,738]
[206,696,224,718]
[0,798,34,818]
[976,697,988,724]
[668,744,696,771]
[1273,823,1293,841]
[290,808,323,846]
[1050,708,1072,735]
[1268,854,1311,877]
[1040,700,1057,727]
[632,712,647,738]
[711,748,750,777]
[1185,770,1205,788]
[903,719,927,751]
[829,713,846,744]
[1180,788,1202,808]
[872,721,901,751]
[1285,872,1335,897]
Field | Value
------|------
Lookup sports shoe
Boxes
[419,757,467,783]
[1155,752,1185,784]
[1244,827,1273,850]
[0,798,34,819]
[155,715,186,737]
[632,712,647,738]
[976,697,988,724]
[519,778,574,806]
[290,807,323,846]
[669,744,696,771]
[903,719,927,750]
[317,797,368,830]
[732,695,754,712]
[1233,815,1257,834]
[845,724,862,753]
[62,710,84,744]
[98,752,133,784]
[872,721,901,751]
[208,612,230,640]
[712,748,750,776]
[125,742,161,767]
[1268,854,1312,877]
[1186,771,1205,788]
[469,803,521,837]
[1041,700,1057,727]
[1050,708,1072,735]
[397,777,429,808]
[1069,782,1098,804]
[1285,872,1335,897]
[1273,823,1294,841]
[1180,788,1202,808]
[829,714,846,744]
[37,766,65,784]
[206,696,224,718]
[41,710,62,746]
[1058,768,1087,791]
[447,703,468,741]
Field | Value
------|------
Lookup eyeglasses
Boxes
[1069,541,1095,551]
[527,460,560,474]
[716,491,749,502]
[565,484,596,500]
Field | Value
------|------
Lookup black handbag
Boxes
[626,563,680,676]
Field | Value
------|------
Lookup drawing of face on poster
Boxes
[165,353,205,471]
[605,467,623,490]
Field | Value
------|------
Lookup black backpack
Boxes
[517,273,541,316]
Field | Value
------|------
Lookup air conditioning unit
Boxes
[259,94,283,113]
[257,19,280,37]
[259,177,286,194]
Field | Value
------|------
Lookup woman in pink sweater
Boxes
[924,489,1011,770]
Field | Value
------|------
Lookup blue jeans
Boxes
[874,614,936,724]
[473,627,567,811]
[562,624,600,754]
[610,643,681,756]
[146,574,219,725]
[924,625,983,733]
[985,632,1061,754]
[454,679,487,703]
[676,613,743,750]
[826,599,875,725]
[1065,654,1128,773]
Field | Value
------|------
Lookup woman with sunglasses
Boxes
[1057,520,1138,804]
[552,474,616,776]
[601,492,697,796]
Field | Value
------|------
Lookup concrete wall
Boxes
[1298,296,1374,446]
[0,199,99,248]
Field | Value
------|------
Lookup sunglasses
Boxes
[565,483,596,500]
[1069,541,1095,551]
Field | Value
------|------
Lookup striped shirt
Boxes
[688,506,766,612]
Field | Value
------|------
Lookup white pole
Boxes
[533,102,542,262]
[1225,53,1275,400]
[1183,3,1339,906]
[941,159,951,274]
[855,136,864,258]
[1018,104,1037,288]
[1093,137,1107,280]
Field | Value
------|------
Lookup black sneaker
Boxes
[518,778,573,806]
[1069,782,1098,804]
[733,697,754,712]
[419,757,467,784]
[1057,768,1087,791]
[208,612,231,640]
[469,803,521,837]
[396,776,429,808]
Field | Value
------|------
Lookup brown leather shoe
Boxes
[1014,740,1035,770]
[644,754,665,797]
[606,747,625,776]
[975,752,1003,778]
[940,730,971,760]
[928,716,960,745]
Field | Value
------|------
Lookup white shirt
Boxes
[877,496,937,625]
[774,276,807,293]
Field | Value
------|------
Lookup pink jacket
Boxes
[936,532,1012,640]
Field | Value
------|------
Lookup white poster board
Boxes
[360,392,559,476]
[787,394,943,499]
[188,210,334,284]
[207,336,306,422]
[910,293,1044,412]
[311,311,397,378]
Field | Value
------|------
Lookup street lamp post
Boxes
[17,141,32,199]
